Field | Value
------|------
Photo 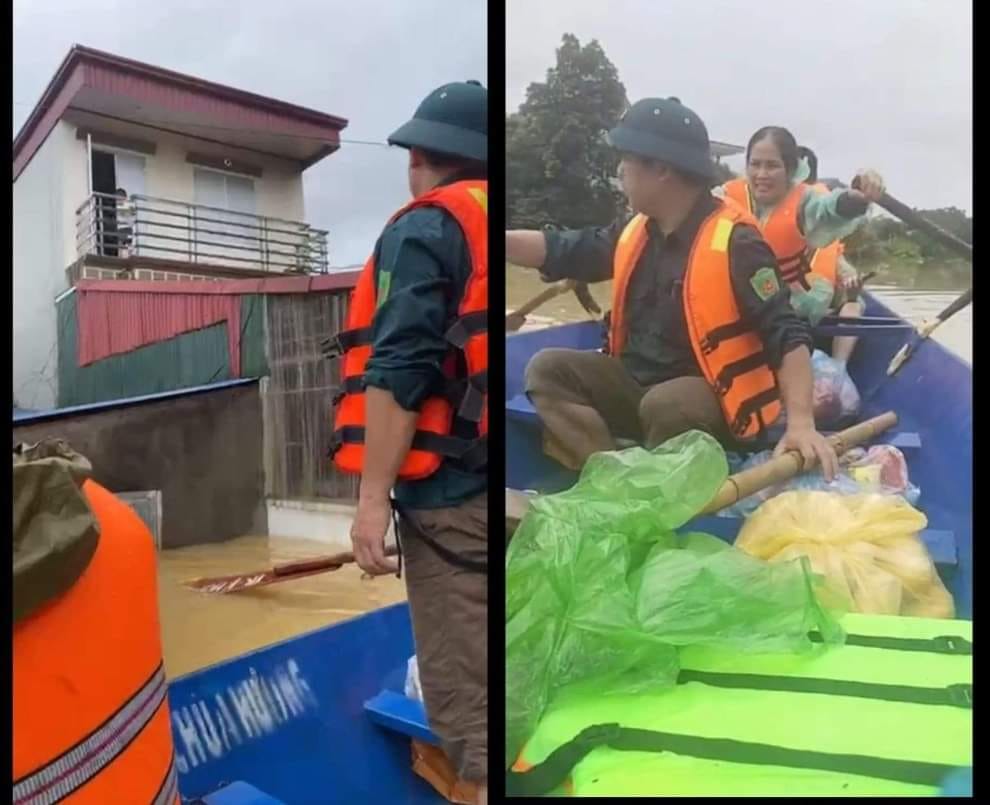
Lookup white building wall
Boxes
[112,128,306,221]
[62,132,90,269]
[13,121,78,409]
[14,117,312,409]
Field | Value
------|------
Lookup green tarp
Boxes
[505,431,843,765]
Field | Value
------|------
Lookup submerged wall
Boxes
[13,379,266,549]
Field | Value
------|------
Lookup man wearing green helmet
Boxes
[332,80,489,803]
[507,97,838,480]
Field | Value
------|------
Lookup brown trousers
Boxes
[398,493,488,783]
[525,349,729,465]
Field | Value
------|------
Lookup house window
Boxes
[193,168,258,259]
[91,150,146,257]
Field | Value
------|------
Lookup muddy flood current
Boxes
[158,534,407,677]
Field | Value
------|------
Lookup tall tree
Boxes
[507,34,628,229]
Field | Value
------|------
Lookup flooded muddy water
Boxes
[158,534,407,678]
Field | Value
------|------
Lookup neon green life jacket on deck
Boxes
[508,613,972,797]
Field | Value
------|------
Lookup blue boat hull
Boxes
[169,603,444,804]
[505,294,973,618]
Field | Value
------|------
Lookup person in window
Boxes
[114,188,135,258]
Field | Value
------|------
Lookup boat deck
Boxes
[505,296,973,618]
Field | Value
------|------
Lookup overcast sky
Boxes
[508,0,971,214]
[13,0,487,266]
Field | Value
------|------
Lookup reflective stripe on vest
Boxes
[14,666,168,804]
[13,481,177,805]
[610,202,781,440]
[152,757,179,805]
[330,180,488,481]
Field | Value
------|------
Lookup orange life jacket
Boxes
[723,178,839,291]
[14,480,179,805]
[328,180,488,481]
[610,202,782,441]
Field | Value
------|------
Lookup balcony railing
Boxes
[76,192,329,274]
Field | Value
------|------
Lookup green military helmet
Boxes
[607,96,714,180]
[388,80,487,163]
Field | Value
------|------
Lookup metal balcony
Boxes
[75,192,329,274]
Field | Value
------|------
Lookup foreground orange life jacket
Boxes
[14,480,179,805]
[328,180,488,481]
[610,201,782,441]
[723,178,840,291]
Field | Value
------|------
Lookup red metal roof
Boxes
[14,45,349,181]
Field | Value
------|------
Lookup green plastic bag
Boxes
[505,431,843,766]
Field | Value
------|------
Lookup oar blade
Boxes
[186,571,277,594]
[886,340,915,377]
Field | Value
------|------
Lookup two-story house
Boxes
[13,45,349,409]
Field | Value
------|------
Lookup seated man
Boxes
[506,97,838,479]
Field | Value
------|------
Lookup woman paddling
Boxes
[719,127,883,365]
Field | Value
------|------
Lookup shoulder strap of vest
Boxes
[506,723,959,796]
[333,370,487,423]
[322,308,486,364]
[710,196,756,230]
[398,179,488,224]
[325,180,487,388]
[722,179,751,211]
[321,325,374,359]
[809,630,972,656]
[781,180,809,207]
[446,309,487,348]
[620,213,648,241]
[676,669,972,709]
[330,426,487,471]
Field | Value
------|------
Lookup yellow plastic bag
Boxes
[736,491,954,618]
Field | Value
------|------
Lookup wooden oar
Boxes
[886,287,972,376]
[186,545,399,594]
[868,192,972,261]
[506,280,577,332]
[506,411,898,536]
[849,182,972,376]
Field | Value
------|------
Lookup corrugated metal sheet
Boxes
[76,288,241,374]
[57,293,269,408]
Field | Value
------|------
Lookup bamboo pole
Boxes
[506,411,898,535]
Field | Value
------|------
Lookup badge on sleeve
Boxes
[750,267,781,301]
[376,270,392,310]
